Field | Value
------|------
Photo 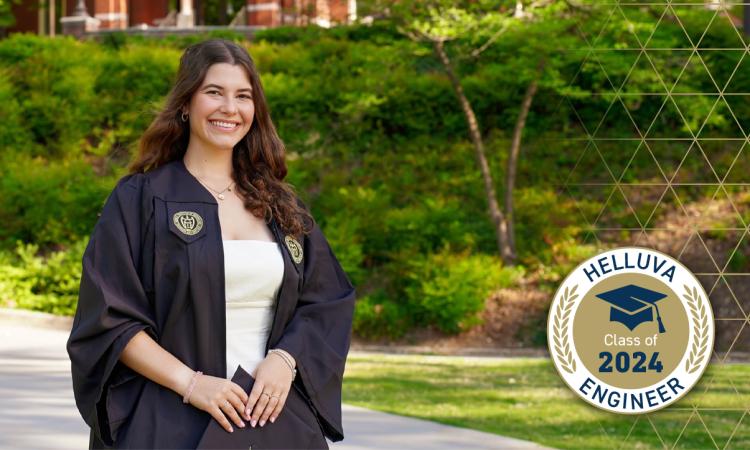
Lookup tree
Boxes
[377,0,586,265]
[0,0,21,31]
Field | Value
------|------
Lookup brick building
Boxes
[6,0,356,37]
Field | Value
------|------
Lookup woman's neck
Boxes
[183,145,234,183]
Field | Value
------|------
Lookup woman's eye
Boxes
[207,90,220,95]
[239,95,252,100]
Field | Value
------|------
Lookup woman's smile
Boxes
[208,119,241,131]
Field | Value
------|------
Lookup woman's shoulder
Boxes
[100,171,156,223]
[111,159,184,201]
[108,172,152,203]
[114,171,148,191]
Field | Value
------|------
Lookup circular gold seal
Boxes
[547,247,714,414]
[284,235,303,264]
[172,211,204,236]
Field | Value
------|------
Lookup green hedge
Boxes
[0,239,86,316]
[0,154,118,249]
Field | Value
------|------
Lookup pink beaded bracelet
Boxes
[182,370,203,404]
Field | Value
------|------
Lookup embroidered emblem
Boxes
[284,235,303,264]
[173,211,204,236]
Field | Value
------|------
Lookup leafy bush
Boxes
[352,289,411,340]
[403,249,525,334]
[0,34,103,158]
[0,68,31,153]
[92,45,181,151]
[0,239,86,316]
[0,154,117,249]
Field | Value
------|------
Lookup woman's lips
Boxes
[208,120,240,131]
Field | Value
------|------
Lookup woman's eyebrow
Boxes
[202,83,253,93]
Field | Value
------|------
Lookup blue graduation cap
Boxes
[595,284,667,333]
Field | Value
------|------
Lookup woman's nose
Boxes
[220,97,239,114]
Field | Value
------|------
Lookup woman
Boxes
[66,39,356,449]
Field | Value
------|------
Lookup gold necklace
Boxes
[196,176,234,200]
[185,162,234,200]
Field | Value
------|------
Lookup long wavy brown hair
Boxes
[129,38,312,237]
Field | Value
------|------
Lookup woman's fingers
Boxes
[222,392,246,428]
[186,375,254,433]
[231,382,249,405]
[250,390,271,426]
[245,380,265,422]
[258,392,281,426]
[269,388,290,423]
[211,405,235,433]
[244,354,295,426]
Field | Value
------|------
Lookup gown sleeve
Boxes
[275,207,356,442]
[66,173,158,447]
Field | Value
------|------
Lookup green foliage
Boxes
[97,29,247,50]
[0,11,745,343]
[352,249,524,339]
[92,45,181,151]
[0,35,102,158]
[254,21,402,45]
[403,248,525,333]
[0,154,117,249]
[353,290,412,340]
[0,68,30,151]
[0,239,86,316]
[512,187,582,267]
[0,0,21,29]
[317,210,366,287]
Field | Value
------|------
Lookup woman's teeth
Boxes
[209,120,239,130]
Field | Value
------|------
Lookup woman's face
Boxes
[185,63,255,152]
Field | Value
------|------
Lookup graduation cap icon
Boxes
[595,284,667,333]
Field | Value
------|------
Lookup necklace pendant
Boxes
[218,193,225,200]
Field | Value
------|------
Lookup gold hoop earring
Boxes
[181,112,188,122]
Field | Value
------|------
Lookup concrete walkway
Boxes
[0,310,552,449]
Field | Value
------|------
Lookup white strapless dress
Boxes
[223,240,284,378]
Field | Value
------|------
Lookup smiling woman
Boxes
[66,39,355,450]
[186,66,255,148]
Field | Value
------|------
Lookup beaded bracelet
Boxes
[268,349,297,380]
[182,370,203,404]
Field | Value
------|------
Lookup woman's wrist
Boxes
[268,348,297,379]
[182,370,203,404]
[173,365,199,398]
[269,348,296,367]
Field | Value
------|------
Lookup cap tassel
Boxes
[653,304,666,333]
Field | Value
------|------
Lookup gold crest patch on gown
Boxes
[173,211,204,236]
[284,235,303,264]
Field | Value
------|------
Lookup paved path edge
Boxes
[0,307,73,331]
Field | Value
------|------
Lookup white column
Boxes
[177,0,195,28]
[348,0,356,23]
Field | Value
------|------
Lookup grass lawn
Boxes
[342,353,749,449]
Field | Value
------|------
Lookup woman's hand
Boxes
[244,352,295,427]
[186,374,249,433]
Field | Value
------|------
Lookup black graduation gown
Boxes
[66,159,356,449]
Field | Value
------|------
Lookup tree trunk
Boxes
[504,58,545,258]
[433,40,515,265]
[219,0,228,24]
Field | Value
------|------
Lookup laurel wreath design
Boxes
[552,285,578,374]
[683,284,710,374]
